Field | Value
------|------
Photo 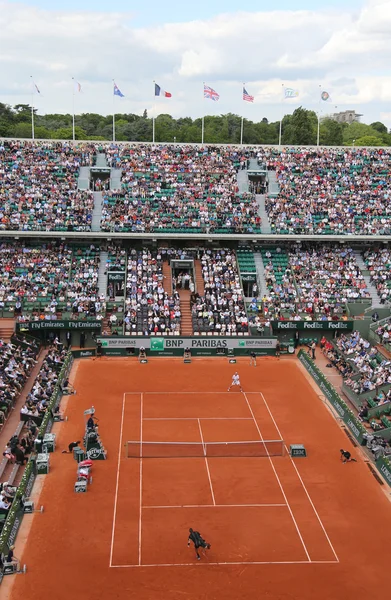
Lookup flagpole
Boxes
[72,77,76,142]
[278,83,284,146]
[112,79,115,142]
[152,80,155,144]
[317,84,321,147]
[201,81,205,145]
[30,76,35,140]
[240,82,245,145]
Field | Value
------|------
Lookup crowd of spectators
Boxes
[0,336,39,427]
[288,245,370,316]
[66,246,104,319]
[192,249,248,334]
[124,249,181,334]
[0,242,103,320]
[336,332,391,393]
[265,148,391,235]
[101,145,260,233]
[364,248,391,304]
[20,341,67,422]
[0,140,95,231]
[374,317,391,345]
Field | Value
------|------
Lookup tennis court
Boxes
[9,357,391,600]
[110,390,337,567]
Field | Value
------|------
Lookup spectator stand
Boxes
[324,333,391,436]
[265,147,391,235]
[0,140,96,232]
[369,314,391,354]
[364,247,391,299]
[124,248,181,336]
[191,249,249,336]
[101,144,260,234]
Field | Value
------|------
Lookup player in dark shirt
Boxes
[340,449,357,463]
[187,528,211,560]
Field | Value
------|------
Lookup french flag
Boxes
[155,83,172,98]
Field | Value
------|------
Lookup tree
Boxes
[354,136,384,147]
[319,118,343,146]
[370,121,388,135]
[343,122,382,145]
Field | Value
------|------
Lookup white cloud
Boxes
[0,0,390,125]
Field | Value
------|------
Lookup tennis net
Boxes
[126,439,285,458]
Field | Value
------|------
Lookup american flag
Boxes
[243,87,254,102]
[204,85,220,101]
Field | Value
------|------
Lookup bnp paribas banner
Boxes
[98,337,277,350]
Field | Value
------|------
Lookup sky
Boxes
[1,0,391,126]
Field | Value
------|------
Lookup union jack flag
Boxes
[204,85,220,101]
[243,87,254,102]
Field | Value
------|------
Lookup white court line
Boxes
[259,392,340,563]
[143,504,286,509]
[197,419,216,506]
[138,393,144,566]
[110,560,339,568]
[109,392,127,567]
[128,392,242,394]
[143,418,253,421]
[242,392,312,563]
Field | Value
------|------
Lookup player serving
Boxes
[187,528,211,560]
[228,371,243,392]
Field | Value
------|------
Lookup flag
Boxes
[321,90,331,102]
[204,85,220,101]
[74,80,82,93]
[113,82,124,97]
[243,87,254,103]
[284,88,299,99]
[155,83,172,98]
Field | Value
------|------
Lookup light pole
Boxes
[353,139,356,148]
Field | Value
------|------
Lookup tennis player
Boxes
[249,351,257,367]
[340,449,357,463]
[187,528,211,560]
[228,372,243,392]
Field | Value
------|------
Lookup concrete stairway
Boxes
[194,260,205,296]
[256,194,271,233]
[0,319,15,341]
[178,289,192,335]
[91,192,103,232]
[98,251,108,297]
[248,158,260,171]
[253,252,268,298]
[96,153,107,168]
[237,169,249,194]
[354,251,383,308]
[78,166,90,190]
[162,262,173,295]
[267,170,279,197]
[110,169,122,191]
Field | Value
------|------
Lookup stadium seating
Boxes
[101,145,261,233]
[265,148,391,235]
[0,140,96,231]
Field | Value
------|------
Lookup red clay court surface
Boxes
[9,357,391,600]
